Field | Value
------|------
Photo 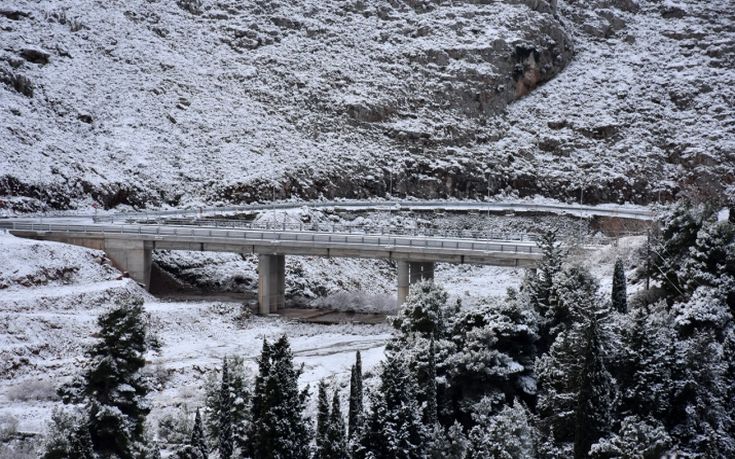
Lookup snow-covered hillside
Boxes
[2,0,729,212]
[0,232,392,439]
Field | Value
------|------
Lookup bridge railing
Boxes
[0,221,544,255]
[129,217,541,243]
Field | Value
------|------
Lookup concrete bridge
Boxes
[1,221,543,313]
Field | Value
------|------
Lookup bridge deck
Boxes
[3,221,542,266]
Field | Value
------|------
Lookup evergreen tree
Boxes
[612,258,628,313]
[357,354,428,459]
[424,336,438,425]
[536,272,614,458]
[218,358,233,459]
[42,408,94,459]
[204,356,250,455]
[249,338,272,455]
[444,297,538,423]
[670,331,735,456]
[427,421,468,459]
[390,280,453,342]
[573,312,616,459]
[528,229,566,355]
[467,399,537,459]
[82,299,155,458]
[641,202,703,301]
[191,409,208,459]
[323,389,348,459]
[315,380,331,457]
[617,302,676,422]
[348,351,364,438]
[248,336,310,458]
[589,416,672,459]
[680,217,735,310]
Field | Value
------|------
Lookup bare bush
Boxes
[46,9,85,31]
[158,405,193,446]
[5,380,58,402]
[177,0,203,15]
[311,291,397,314]
[0,415,18,441]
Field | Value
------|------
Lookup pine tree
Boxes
[191,409,208,459]
[573,312,616,459]
[390,280,452,342]
[642,202,703,301]
[424,336,438,425]
[323,389,348,459]
[315,380,331,457]
[536,275,614,458]
[612,258,628,313]
[348,351,364,439]
[357,354,427,459]
[443,297,538,423]
[82,299,154,458]
[204,356,250,455]
[218,358,233,459]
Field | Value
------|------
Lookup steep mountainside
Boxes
[0,0,732,211]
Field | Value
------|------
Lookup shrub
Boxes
[177,0,203,15]
[6,380,58,402]
[0,69,34,97]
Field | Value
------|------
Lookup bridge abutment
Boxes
[104,239,152,290]
[397,261,435,306]
[258,254,286,314]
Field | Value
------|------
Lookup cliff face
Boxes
[0,0,732,211]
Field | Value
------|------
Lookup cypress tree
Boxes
[249,338,272,455]
[425,336,438,425]
[612,258,628,313]
[324,389,348,459]
[348,351,364,438]
[249,336,310,458]
[218,358,233,459]
[191,408,208,459]
[315,380,331,457]
[528,229,566,355]
[573,313,615,459]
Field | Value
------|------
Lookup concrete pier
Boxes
[258,254,286,314]
[397,260,435,306]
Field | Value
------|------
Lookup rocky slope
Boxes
[0,0,732,212]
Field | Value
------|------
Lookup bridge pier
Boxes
[397,261,435,306]
[258,254,285,315]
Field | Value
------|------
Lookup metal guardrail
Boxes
[0,221,543,256]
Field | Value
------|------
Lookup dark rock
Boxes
[0,10,30,21]
[20,48,50,65]
[77,113,93,124]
